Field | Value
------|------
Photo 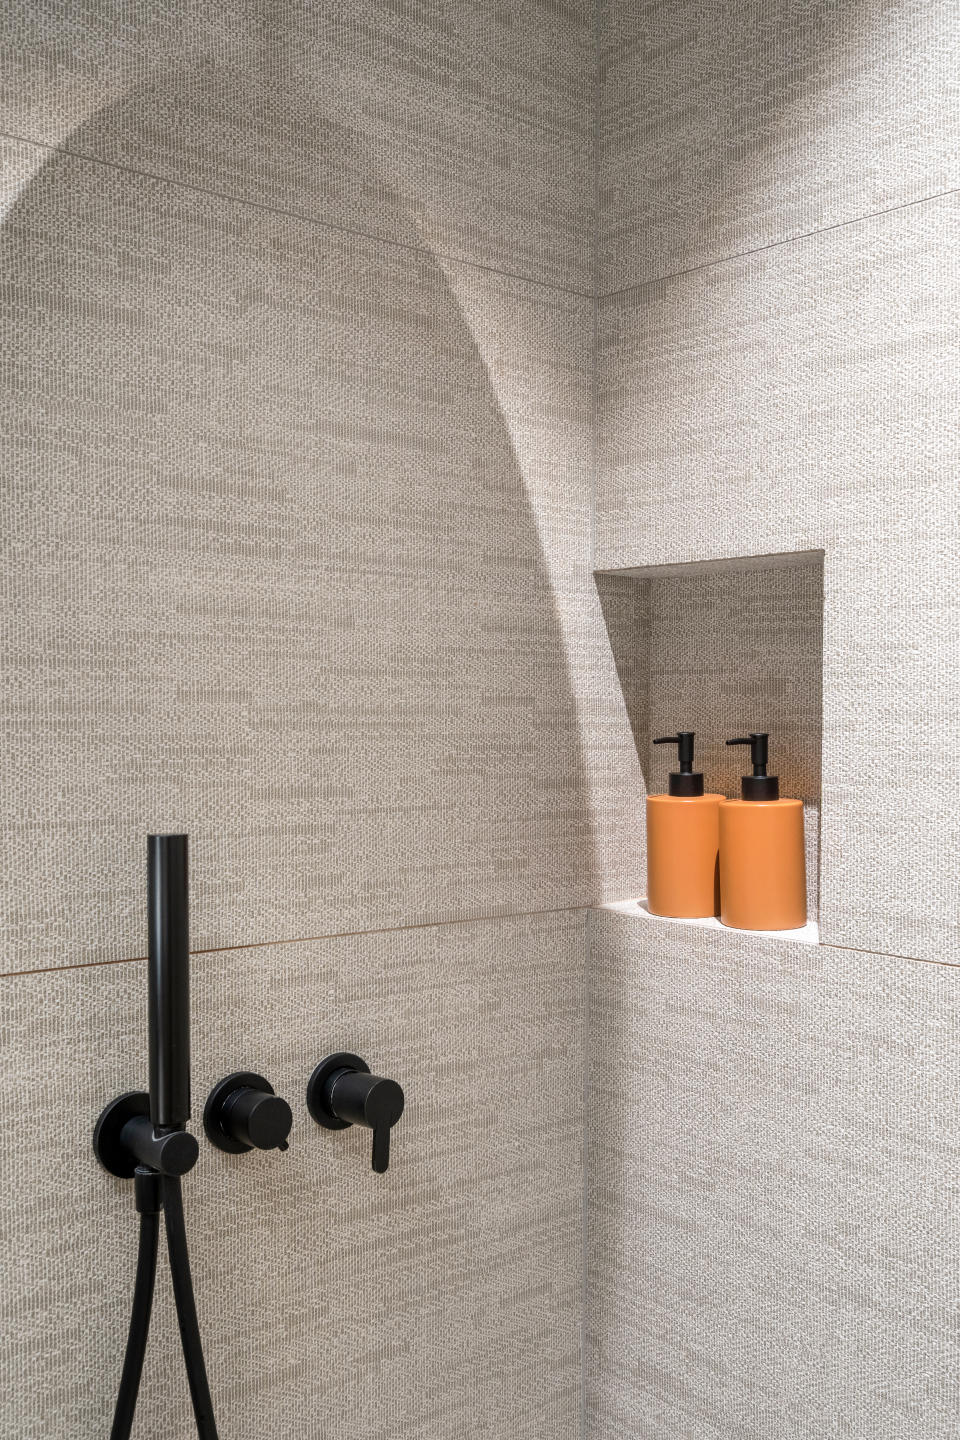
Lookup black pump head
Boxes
[653,731,704,797]
[726,733,779,801]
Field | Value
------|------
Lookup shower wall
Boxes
[0,4,613,1436]
[4,3,958,1438]
[589,4,960,1437]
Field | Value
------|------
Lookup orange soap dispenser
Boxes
[719,733,806,931]
[646,732,722,919]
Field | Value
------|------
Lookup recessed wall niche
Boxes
[596,550,825,923]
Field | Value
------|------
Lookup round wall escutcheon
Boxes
[203,1071,291,1154]
[93,1091,151,1178]
[306,1053,370,1129]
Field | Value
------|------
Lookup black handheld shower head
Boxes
[147,834,190,1131]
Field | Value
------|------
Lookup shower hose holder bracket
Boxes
[93,1090,199,1179]
[93,1091,152,1178]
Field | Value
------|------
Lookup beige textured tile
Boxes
[591,572,648,902]
[597,194,960,961]
[600,0,960,290]
[587,907,960,1439]
[0,909,586,1439]
[0,139,601,969]
[0,0,595,289]
[407,257,642,909]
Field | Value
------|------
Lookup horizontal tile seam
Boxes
[818,939,960,972]
[0,904,593,979]
[2,906,951,980]
[0,127,597,302]
[600,908,960,973]
[597,182,960,301]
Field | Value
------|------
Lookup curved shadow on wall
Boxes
[0,44,595,968]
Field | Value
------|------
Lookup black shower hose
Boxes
[110,1170,159,1440]
[110,1168,219,1440]
[161,1173,220,1438]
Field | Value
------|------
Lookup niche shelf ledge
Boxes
[603,897,820,947]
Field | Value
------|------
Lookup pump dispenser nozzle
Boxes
[653,731,704,797]
[726,733,779,801]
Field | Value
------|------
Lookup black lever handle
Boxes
[306,1053,405,1173]
[329,1070,404,1173]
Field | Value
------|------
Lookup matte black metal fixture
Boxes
[653,730,705,797]
[93,835,219,1440]
[203,1072,293,1154]
[727,731,779,800]
[307,1053,405,1173]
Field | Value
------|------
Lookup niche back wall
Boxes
[597,553,824,920]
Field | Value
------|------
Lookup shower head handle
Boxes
[147,833,191,1130]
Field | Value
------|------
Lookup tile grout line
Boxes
[579,912,596,1440]
[0,904,592,980]
[0,127,596,302]
[601,903,960,972]
[818,938,960,972]
[580,7,604,1427]
[588,0,602,578]
[598,182,960,302]
[3,903,954,980]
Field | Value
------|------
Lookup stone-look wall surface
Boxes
[0,3,605,1437]
[0,139,600,970]
[591,2,960,1436]
[599,0,960,289]
[4,1,958,1437]
[587,909,960,1440]
[0,912,586,1440]
[0,0,595,290]
[598,192,960,966]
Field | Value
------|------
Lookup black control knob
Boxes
[306,1053,405,1173]
[203,1072,293,1155]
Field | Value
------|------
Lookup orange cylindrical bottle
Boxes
[719,733,806,931]
[646,732,721,919]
